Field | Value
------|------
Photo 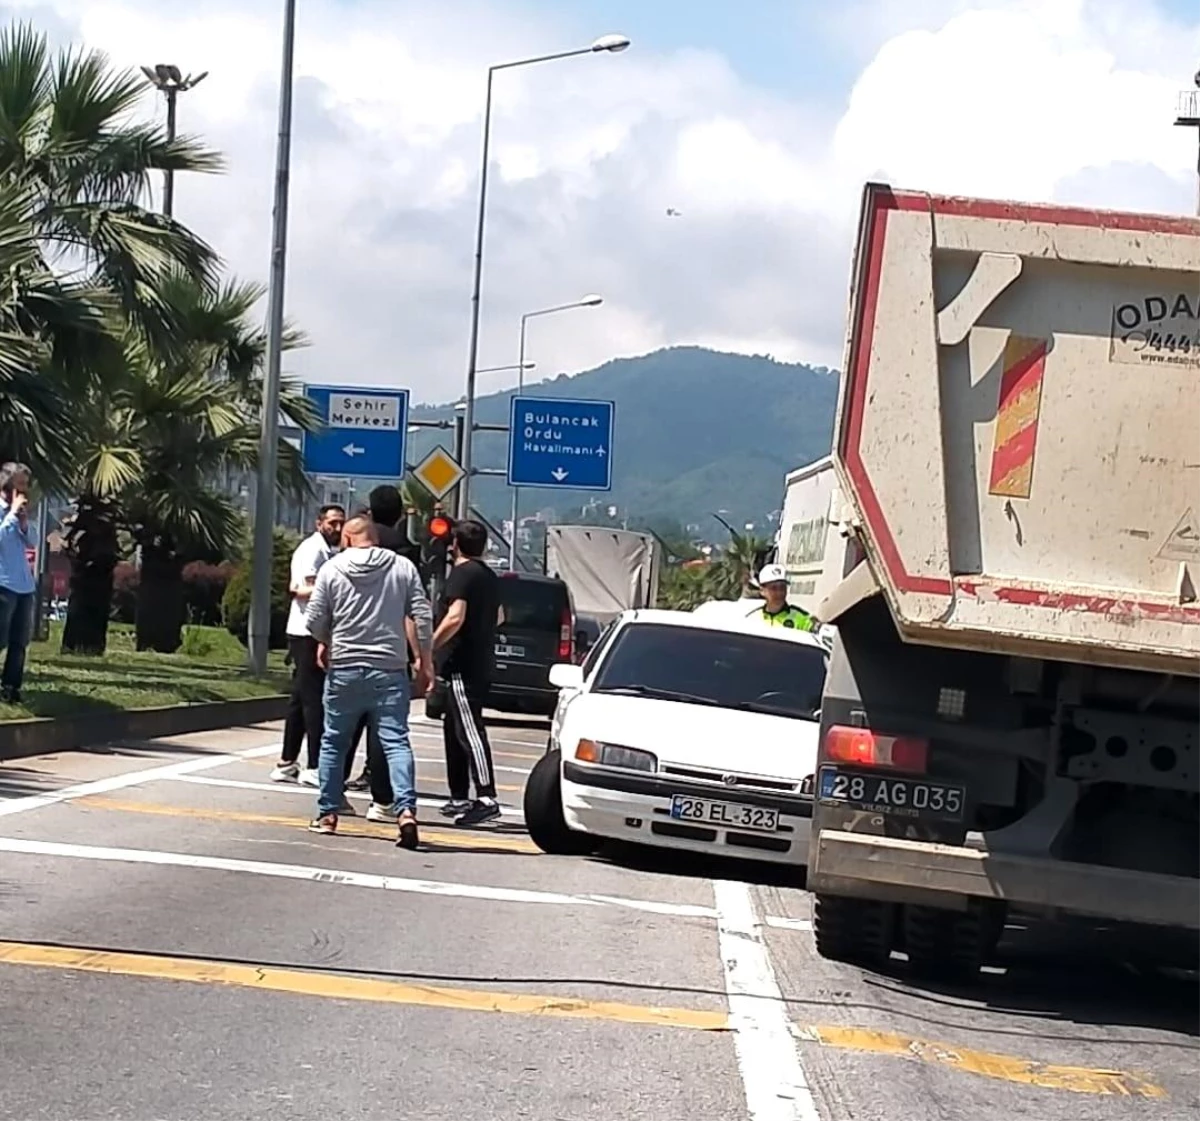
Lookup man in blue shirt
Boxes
[0,461,36,704]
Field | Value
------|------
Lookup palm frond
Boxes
[0,24,49,177]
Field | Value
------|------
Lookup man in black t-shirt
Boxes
[432,519,500,826]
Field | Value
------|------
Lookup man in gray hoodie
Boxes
[304,516,433,847]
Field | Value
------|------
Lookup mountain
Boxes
[408,346,839,531]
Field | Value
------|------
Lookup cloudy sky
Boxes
[9,0,1199,404]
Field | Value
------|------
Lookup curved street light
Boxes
[456,37,629,519]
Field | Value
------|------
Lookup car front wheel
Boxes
[524,750,598,856]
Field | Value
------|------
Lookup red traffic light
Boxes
[428,514,454,539]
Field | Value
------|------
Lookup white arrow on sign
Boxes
[551,467,569,482]
[343,443,365,458]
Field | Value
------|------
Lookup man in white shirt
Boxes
[270,504,345,783]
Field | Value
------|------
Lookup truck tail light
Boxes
[825,725,929,773]
[559,606,573,661]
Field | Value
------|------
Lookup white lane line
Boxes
[713,880,821,1121]
[0,745,279,819]
[0,837,718,919]
[764,916,813,933]
[169,775,524,817]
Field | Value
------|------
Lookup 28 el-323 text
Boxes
[669,796,779,832]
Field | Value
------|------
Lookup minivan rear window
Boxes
[497,579,568,630]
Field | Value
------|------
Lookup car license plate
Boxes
[669,795,779,833]
[817,766,965,821]
[495,643,525,659]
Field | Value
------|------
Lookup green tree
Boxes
[66,272,314,655]
[0,23,227,651]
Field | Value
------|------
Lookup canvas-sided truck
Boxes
[809,184,1200,981]
[545,525,662,625]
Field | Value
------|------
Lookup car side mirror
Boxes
[548,662,585,690]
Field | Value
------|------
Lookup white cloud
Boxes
[3,0,1196,405]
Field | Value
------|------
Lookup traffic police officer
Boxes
[749,564,816,631]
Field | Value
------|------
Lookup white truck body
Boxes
[546,526,662,625]
[827,187,1200,675]
[779,457,862,619]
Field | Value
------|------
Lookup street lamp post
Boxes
[247,0,298,674]
[509,295,603,567]
[1174,71,1200,217]
[140,63,209,217]
[456,33,630,520]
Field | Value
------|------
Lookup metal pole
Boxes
[457,66,494,521]
[247,0,297,675]
[163,88,177,217]
[508,314,528,568]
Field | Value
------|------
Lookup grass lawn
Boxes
[0,623,289,723]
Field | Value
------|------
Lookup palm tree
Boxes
[0,25,223,352]
[709,515,772,600]
[0,22,225,652]
[63,273,315,654]
[0,179,113,483]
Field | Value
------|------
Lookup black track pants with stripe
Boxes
[443,673,496,800]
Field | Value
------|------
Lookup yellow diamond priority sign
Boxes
[413,445,465,501]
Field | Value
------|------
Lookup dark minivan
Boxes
[488,572,575,716]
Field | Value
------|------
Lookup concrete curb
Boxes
[0,695,289,764]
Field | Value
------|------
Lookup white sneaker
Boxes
[269,762,300,783]
[366,803,398,824]
[298,768,319,787]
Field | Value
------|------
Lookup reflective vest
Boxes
[751,603,816,631]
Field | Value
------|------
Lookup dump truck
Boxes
[808,183,1200,980]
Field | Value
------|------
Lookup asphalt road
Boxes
[0,711,1195,1120]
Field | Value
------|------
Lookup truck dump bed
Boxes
[833,184,1200,674]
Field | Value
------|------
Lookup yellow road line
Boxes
[253,758,524,792]
[78,797,539,854]
[797,1025,1166,1099]
[0,937,1167,1097]
[0,941,728,1031]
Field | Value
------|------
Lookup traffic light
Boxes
[421,510,455,585]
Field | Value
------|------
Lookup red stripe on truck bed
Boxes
[838,184,1200,624]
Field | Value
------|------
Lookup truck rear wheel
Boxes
[813,893,895,967]
[902,901,1003,983]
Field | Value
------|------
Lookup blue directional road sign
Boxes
[507,395,614,491]
[302,384,410,480]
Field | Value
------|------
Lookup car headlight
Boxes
[574,738,657,772]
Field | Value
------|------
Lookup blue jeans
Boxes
[0,587,33,694]
[318,666,415,818]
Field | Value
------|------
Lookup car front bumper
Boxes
[561,760,812,866]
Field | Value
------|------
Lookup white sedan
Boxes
[523,609,826,866]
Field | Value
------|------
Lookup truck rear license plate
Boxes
[670,795,779,833]
[817,766,965,822]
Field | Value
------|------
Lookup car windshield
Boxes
[592,622,826,721]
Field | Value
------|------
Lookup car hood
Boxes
[562,693,818,782]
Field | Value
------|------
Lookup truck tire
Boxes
[813,893,895,967]
[902,901,1002,983]
[523,750,598,856]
